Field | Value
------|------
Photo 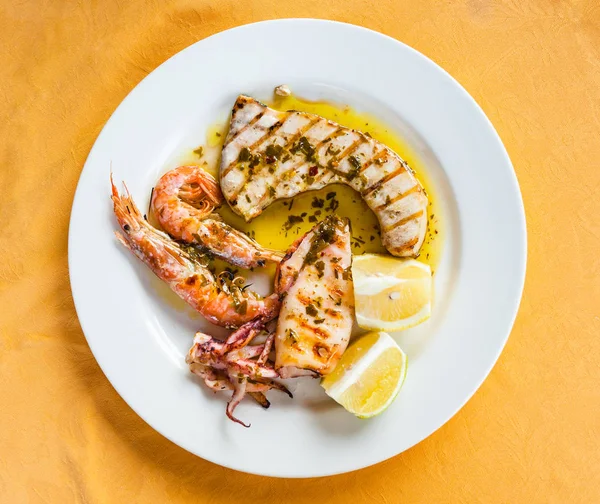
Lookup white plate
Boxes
[69,19,526,478]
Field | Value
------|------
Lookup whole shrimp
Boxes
[151,165,283,269]
[111,176,280,328]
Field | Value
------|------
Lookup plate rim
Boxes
[68,18,527,478]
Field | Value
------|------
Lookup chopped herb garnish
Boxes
[233,300,247,315]
[286,328,298,343]
[265,144,284,159]
[238,147,251,162]
[326,144,341,156]
[306,304,318,317]
[248,155,260,168]
[290,136,316,161]
[303,220,336,264]
[326,196,339,212]
[311,197,325,208]
[314,260,325,278]
[348,155,361,170]
[346,156,361,180]
[283,214,304,231]
[327,158,339,170]
[326,192,336,200]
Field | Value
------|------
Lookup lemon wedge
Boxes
[352,254,432,331]
[321,331,407,418]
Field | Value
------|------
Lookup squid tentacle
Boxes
[187,319,290,427]
[226,377,250,427]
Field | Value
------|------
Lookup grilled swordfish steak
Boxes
[219,95,429,257]
[274,215,354,379]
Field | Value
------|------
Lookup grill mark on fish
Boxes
[228,101,263,136]
[282,128,362,188]
[302,127,349,185]
[248,116,323,185]
[228,115,322,202]
[282,116,322,153]
[252,122,345,206]
[362,163,409,196]
[315,126,345,157]
[223,111,293,185]
[247,111,293,152]
[374,185,421,211]
[229,111,265,145]
[221,111,266,176]
[389,236,420,254]
[383,210,424,232]
[330,136,365,165]
[323,166,346,179]
[316,136,367,182]
[359,149,387,173]
[321,127,345,145]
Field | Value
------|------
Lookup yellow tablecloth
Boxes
[1,1,599,502]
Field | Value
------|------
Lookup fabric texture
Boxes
[1,1,599,502]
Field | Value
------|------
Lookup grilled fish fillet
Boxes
[274,215,354,378]
[220,95,428,257]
